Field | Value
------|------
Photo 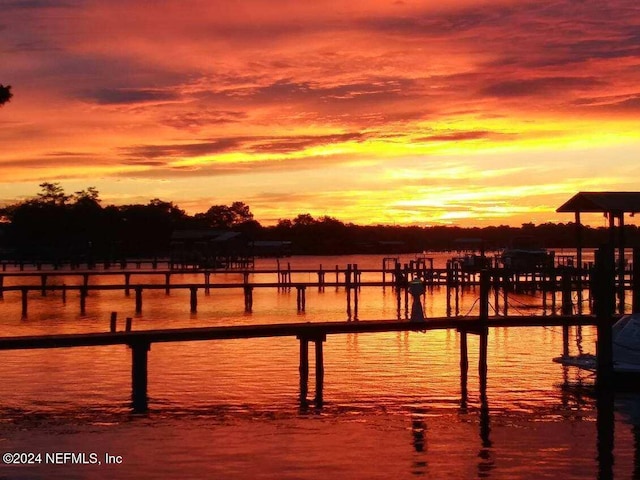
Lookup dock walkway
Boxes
[0,315,601,412]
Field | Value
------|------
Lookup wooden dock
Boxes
[0,315,602,412]
[0,248,630,412]
[0,260,637,319]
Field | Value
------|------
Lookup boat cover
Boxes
[613,314,640,368]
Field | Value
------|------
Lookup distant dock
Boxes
[0,252,637,319]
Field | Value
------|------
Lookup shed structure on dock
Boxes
[170,229,254,269]
[557,192,640,264]
[557,192,640,312]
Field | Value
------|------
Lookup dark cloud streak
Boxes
[83,88,183,105]
[121,132,368,161]
[480,76,605,98]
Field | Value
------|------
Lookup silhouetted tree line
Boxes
[0,84,12,106]
[1,183,638,261]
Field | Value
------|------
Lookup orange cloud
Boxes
[2,0,640,226]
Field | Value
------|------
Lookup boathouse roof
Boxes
[556,192,640,214]
[170,229,243,242]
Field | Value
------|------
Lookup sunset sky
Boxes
[2,0,640,227]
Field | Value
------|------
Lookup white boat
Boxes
[554,314,640,383]
[611,314,640,373]
[499,236,553,270]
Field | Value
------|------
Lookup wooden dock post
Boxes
[403,265,409,319]
[190,287,197,313]
[594,245,615,390]
[205,272,211,295]
[318,265,325,291]
[110,312,117,333]
[296,286,306,312]
[446,263,452,317]
[561,271,573,315]
[503,272,510,317]
[125,317,132,332]
[353,282,359,321]
[493,274,500,316]
[314,335,326,406]
[124,273,131,296]
[479,271,490,392]
[276,259,281,288]
[21,287,28,317]
[395,277,402,320]
[80,287,87,315]
[40,274,47,297]
[135,287,143,314]
[353,263,359,288]
[617,213,625,314]
[346,264,352,320]
[595,245,616,478]
[62,284,67,304]
[129,341,150,412]
[634,247,640,313]
[542,273,548,315]
[244,286,253,312]
[165,273,171,295]
[394,263,402,292]
[459,328,468,407]
[298,336,309,405]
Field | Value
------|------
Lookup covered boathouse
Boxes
[557,191,640,313]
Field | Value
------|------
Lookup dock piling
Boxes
[129,341,150,412]
[135,287,143,314]
[296,286,306,312]
[190,287,197,313]
[594,245,615,389]
[244,286,253,312]
[298,336,309,405]
[80,287,87,315]
[479,271,490,391]
[21,287,28,317]
[314,335,326,406]
[634,247,640,313]
[318,265,325,291]
[459,328,468,407]
[561,271,573,315]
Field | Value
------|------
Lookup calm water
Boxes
[1,252,638,479]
